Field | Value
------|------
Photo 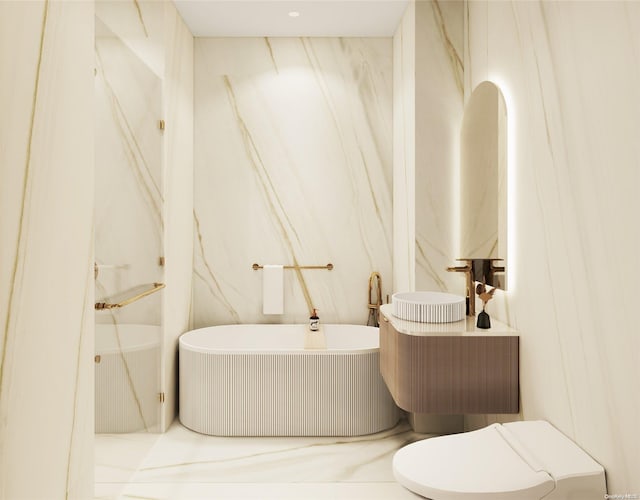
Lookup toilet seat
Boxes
[393,420,606,500]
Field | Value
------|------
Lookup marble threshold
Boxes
[95,418,427,499]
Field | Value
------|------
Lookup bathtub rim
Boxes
[179,323,380,356]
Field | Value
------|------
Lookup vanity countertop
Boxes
[379,304,517,337]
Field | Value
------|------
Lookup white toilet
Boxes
[393,420,606,500]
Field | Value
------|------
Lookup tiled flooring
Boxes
[95,419,428,499]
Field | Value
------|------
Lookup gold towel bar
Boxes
[252,263,334,271]
[95,282,166,310]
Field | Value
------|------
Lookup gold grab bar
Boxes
[95,282,165,310]
[252,263,334,271]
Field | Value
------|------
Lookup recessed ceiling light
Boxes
[288,11,300,18]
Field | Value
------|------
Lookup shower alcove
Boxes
[94,0,193,433]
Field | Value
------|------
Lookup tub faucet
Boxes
[446,260,475,316]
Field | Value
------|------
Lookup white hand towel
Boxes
[262,264,284,314]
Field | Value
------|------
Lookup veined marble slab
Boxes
[392,2,416,293]
[0,1,94,497]
[393,1,464,296]
[95,0,165,78]
[161,0,195,432]
[97,482,420,499]
[95,420,427,499]
[193,37,393,326]
[414,0,464,295]
[134,422,417,484]
[465,0,640,492]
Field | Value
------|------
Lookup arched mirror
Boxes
[460,81,507,289]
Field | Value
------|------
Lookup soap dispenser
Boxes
[309,308,319,331]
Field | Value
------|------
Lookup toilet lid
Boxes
[502,420,605,481]
[393,424,555,500]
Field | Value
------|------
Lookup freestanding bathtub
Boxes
[179,324,400,436]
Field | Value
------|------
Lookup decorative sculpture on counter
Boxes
[475,282,496,329]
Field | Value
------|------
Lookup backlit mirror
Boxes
[460,81,507,289]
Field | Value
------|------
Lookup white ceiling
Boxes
[172,0,410,37]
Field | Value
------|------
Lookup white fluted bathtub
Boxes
[179,324,400,436]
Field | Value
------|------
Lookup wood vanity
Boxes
[379,304,519,414]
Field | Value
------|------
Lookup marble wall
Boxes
[193,37,393,326]
[392,2,416,293]
[414,0,464,294]
[162,1,194,431]
[95,0,165,78]
[393,0,464,295]
[0,1,94,497]
[465,0,640,493]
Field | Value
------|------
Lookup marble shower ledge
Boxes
[380,304,517,336]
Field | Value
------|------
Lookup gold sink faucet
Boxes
[446,259,475,316]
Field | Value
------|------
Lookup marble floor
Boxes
[95,419,429,499]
